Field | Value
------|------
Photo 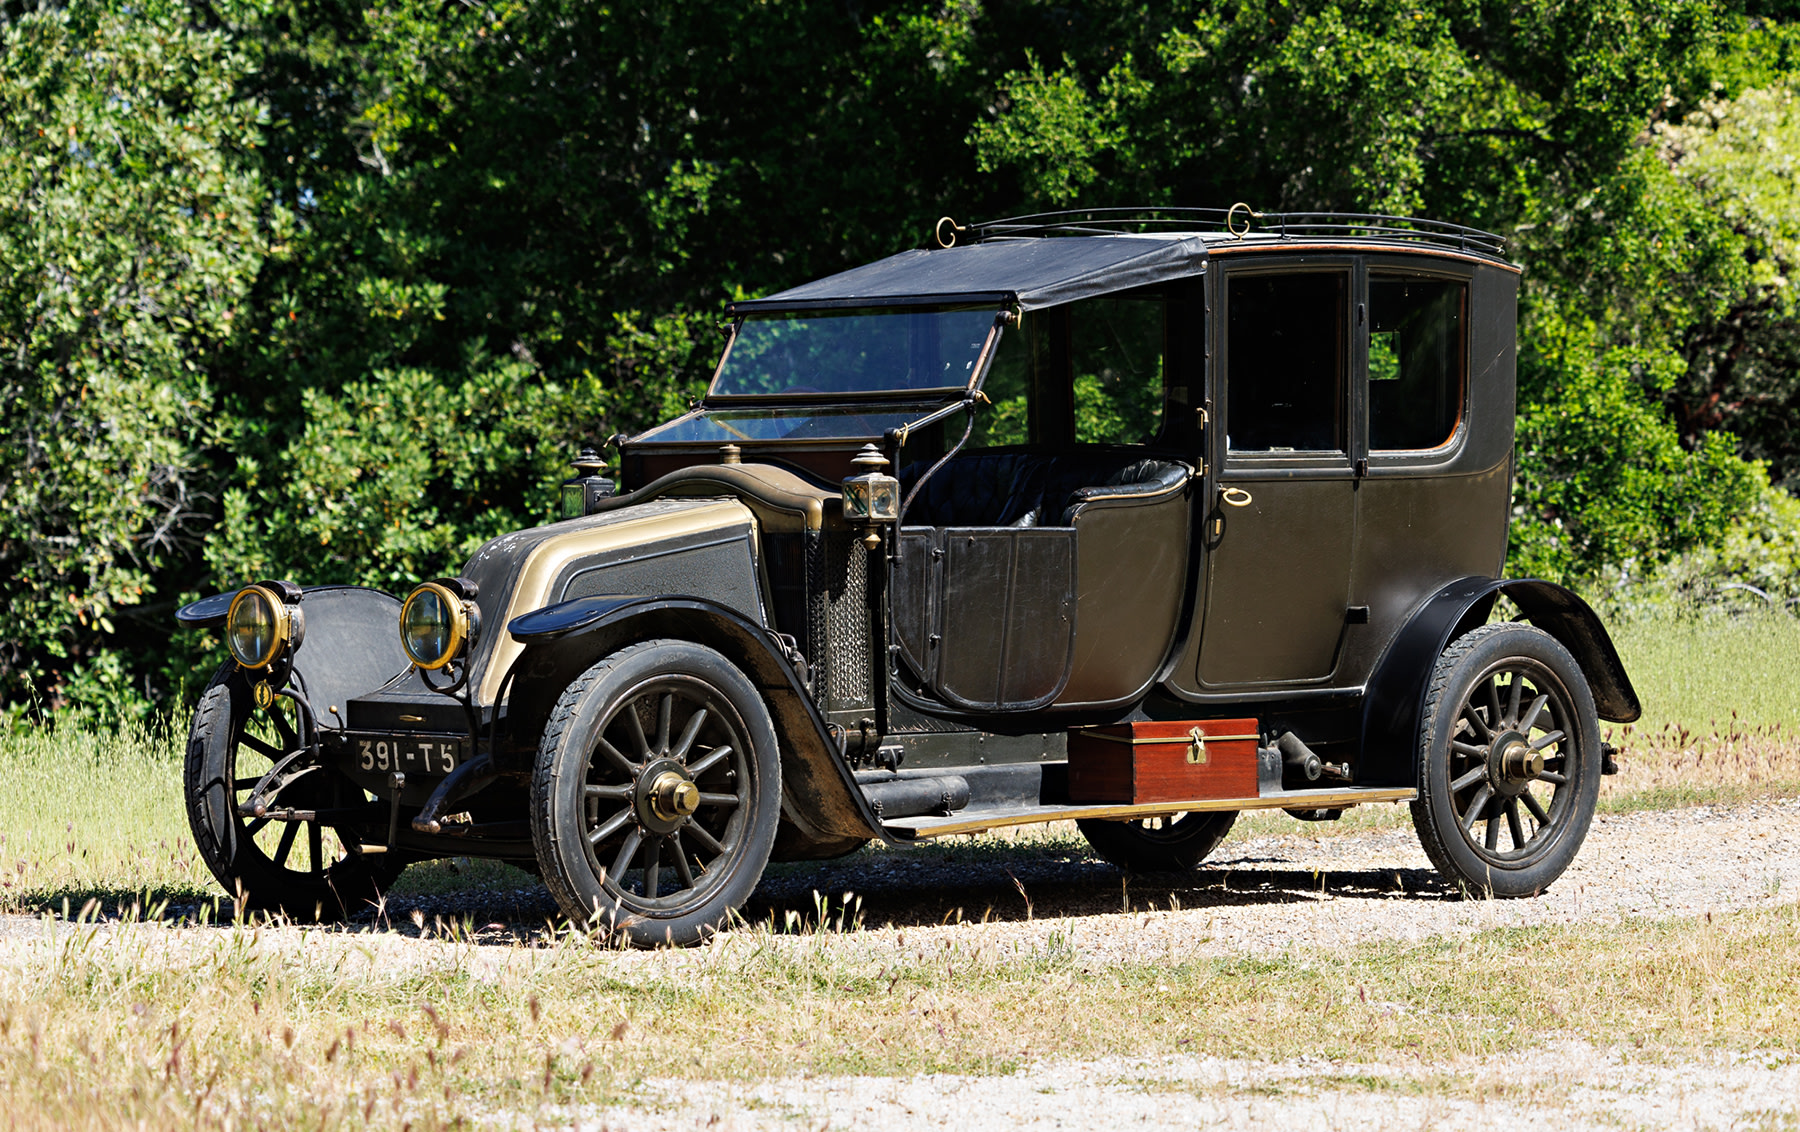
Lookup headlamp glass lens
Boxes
[401,586,459,668]
[226,588,283,668]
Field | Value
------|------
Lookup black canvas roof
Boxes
[732,234,1208,314]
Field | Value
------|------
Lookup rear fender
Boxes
[504,594,887,844]
[1359,577,1641,786]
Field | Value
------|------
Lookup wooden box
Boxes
[1066,719,1261,804]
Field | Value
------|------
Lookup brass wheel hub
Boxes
[651,772,701,821]
[634,757,700,835]
[1487,729,1542,796]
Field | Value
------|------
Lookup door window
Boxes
[1225,273,1347,453]
[1368,276,1466,451]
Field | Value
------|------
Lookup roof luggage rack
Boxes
[945,206,1507,258]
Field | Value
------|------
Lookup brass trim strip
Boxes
[887,787,1417,840]
[1073,731,1260,745]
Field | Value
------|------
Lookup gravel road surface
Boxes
[7,799,1799,1129]
[594,799,1800,1131]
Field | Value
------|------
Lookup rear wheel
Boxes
[184,667,401,920]
[1077,810,1238,873]
[1411,623,1601,897]
[530,640,781,946]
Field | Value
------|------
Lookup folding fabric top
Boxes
[732,234,1209,314]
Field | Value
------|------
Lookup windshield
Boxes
[632,405,945,445]
[710,307,1000,398]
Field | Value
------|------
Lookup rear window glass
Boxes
[1369,277,1465,451]
[1226,273,1347,453]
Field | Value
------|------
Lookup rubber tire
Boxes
[184,666,401,921]
[1410,623,1602,898]
[530,640,781,947]
[1077,810,1238,873]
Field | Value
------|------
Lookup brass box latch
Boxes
[1186,727,1208,765]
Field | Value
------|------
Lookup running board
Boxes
[883,786,1417,841]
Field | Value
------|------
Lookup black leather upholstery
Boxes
[900,449,1190,528]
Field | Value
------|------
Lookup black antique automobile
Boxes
[177,208,1639,943]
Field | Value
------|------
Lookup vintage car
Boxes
[176,207,1640,944]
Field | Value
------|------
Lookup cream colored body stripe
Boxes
[476,499,757,706]
[1075,731,1260,745]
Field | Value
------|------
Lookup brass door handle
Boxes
[1220,487,1254,508]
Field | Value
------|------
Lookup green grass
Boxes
[0,716,206,915]
[1609,609,1800,733]
[1601,609,1800,810]
[0,717,533,915]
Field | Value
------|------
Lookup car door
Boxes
[1195,262,1358,687]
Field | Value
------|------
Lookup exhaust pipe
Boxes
[1275,732,1350,785]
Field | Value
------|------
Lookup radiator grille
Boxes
[809,532,873,712]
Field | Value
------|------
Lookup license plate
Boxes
[353,735,463,776]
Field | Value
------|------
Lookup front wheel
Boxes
[184,667,402,920]
[1411,623,1601,897]
[530,640,781,946]
[1077,810,1238,873]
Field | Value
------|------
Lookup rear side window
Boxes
[972,294,1168,449]
[1071,296,1165,445]
[1225,273,1346,453]
[1368,276,1465,451]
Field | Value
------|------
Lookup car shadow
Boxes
[11,854,1455,945]
[743,856,1456,931]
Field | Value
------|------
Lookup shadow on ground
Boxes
[9,842,1454,945]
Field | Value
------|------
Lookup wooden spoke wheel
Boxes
[1411,623,1601,897]
[1077,810,1238,873]
[530,640,780,946]
[184,666,400,920]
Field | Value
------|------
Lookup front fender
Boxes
[1359,577,1641,786]
[176,585,409,723]
[505,594,888,844]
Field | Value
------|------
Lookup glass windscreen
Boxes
[632,405,944,445]
[711,307,1000,397]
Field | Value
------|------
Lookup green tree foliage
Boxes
[199,0,996,599]
[965,0,1768,582]
[1655,81,1800,487]
[3,0,1797,716]
[0,0,270,711]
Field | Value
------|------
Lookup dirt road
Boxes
[6,799,1799,1129]
[598,799,1800,1130]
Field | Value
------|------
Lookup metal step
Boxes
[882,785,1417,841]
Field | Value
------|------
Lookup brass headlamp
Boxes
[225,581,305,671]
[399,577,482,671]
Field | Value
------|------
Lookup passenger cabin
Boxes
[621,211,1518,767]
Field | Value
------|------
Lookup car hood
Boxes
[460,496,761,706]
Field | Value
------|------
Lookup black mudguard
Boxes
[177,585,410,726]
[1359,577,1641,786]
[505,593,889,845]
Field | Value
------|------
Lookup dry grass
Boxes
[1600,609,1800,809]
[2,900,1798,1129]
